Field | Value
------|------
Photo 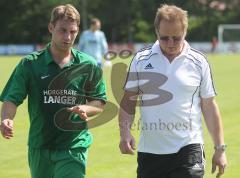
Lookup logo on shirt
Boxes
[144,63,154,69]
[43,89,77,105]
[191,163,204,171]
[40,75,50,79]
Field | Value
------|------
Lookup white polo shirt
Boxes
[124,40,216,154]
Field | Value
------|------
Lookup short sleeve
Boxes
[0,59,29,106]
[124,56,139,92]
[85,65,107,102]
[200,59,217,98]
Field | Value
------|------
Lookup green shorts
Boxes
[28,147,88,178]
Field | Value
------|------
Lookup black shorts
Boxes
[137,144,205,178]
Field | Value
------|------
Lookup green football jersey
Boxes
[0,44,107,149]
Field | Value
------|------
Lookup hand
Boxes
[212,151,228,178]
[68,105,88,121]
[0,119,14,139]
[119,133,136,155]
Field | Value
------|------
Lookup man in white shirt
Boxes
[118,4,227,178]
[78,18,108,67]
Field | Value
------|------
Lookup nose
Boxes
[64,32,71,41]
[166,38,175,45]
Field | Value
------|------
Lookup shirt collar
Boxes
[181,40,191,57]
[44,43,78,66]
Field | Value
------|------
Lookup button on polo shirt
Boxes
[0,44,107,149]
[125,40,216,154]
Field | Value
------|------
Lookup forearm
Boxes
[119,107,135,137]
[202,98,228,176]
[1,101,17,139]
[202,98,225,146]
[1,101,17,121]
[84,100,105,117]
[119,92,137,137]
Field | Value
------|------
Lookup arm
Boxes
[201,97,227,178]
[0,101,17,139]
[68,100,105,120]
[101,32,108,56]
[119,91,138,155]
[70,60,107,120]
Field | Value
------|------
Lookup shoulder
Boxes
[72,48,98,66]
[81,30,90,36]
[95,30,105,38]
[187,47,209,66]
[20,48,46,65]
[133,44,156,62]
[98,30,105,36]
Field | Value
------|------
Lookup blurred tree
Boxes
[0,0,80,43]
[186,0,240,41]
[0,0,240,43]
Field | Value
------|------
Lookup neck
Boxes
[162,43,185,63]
[50,43,72,64]
[165,56,174,63]
[90,28,97,32]
[164,53,180,62]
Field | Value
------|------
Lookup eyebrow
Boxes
[159,36,182,41]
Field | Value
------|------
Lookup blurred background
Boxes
[1,0,240,54]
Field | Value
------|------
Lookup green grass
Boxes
[0,54,239,178]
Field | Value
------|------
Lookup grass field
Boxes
[0,54,239,178]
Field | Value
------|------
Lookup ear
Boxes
[48,23,54,33]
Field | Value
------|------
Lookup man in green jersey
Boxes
[0,4,106,178]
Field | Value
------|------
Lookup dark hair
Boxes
[90,18,100,25]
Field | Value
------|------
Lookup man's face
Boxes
[48,19,79,51]
[91,21,101,31]
[158,19,185,58]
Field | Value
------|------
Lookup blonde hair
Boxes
[154,4,188,36]
[50,4,80,26]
